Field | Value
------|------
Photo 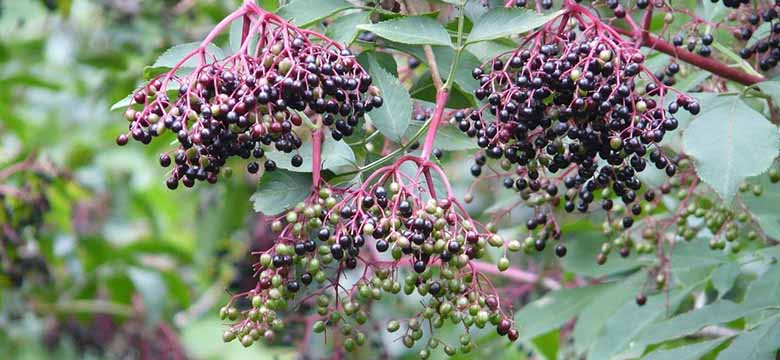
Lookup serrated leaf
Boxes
[251,170,312,215]
[682,94,780,202]
[325,11,370,46]
[642,338,729,360]
[405,121,478,151]
[716,315,780,360]
[358,16,452,46]
[515,284,609,340]
[466,8,564,44]
[361,53,411,142]
[277,0,353,27]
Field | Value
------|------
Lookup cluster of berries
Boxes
[116,9,382,189]
[221,159,518,354]
[459,8,698,250]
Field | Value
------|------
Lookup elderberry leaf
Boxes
[711,262,740,297]
[588,287,695,359]
[515,284,609,340]
[361,53,411,142]
[716,315,780,360]
[277,0,354,28]
[325,11,370,46]
[572,273,644,354]
[683,94,780,202]
[357,16,453,47]
[634,300,762,348]
[747,23,772,48]
[465,8,564,45]
[228,18,259,54]
[642,338,729,360]
[742,263,780,326]
[756,80,780,100]
[264,133,357,174]
[151,42,226,69]
[251,169,312,215]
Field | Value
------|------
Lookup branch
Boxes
[403,0,444,92]
[615,27,765,86]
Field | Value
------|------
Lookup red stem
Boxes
[312,128,323,186]
[640,32,764,86]
[420,91,450,160]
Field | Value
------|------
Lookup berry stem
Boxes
[470,261,562,290]
[312,126,323,187]
[420,90,450,161]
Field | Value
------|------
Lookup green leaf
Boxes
[572,273,644,354]
[251,170,312,215]
[358,16,452,46]
[711,262,740,297]
[682,94,780,202]
[405,121,478,151]
[151,42,225,69]
[466,39,517,62]
[642,338,729,360]
[515,284,609,340]
[358,51,398,77]
[229,17,258,54]
[361,53,412,142]
[265,132,357,173]
[636,300,765,347]
[410,72,476,108]
[127,267,167,326]
[277,0,353,27]
[558,223,650,277]
[757,80,780,100]
[716,315,780,360]
[747,22,772,48]
[743,174,780,240]
[465,8,564,44]
[743,263,780,325]
[325,11,370,46]
[529,330,560,360]
[588,288,693,359]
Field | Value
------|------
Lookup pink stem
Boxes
[420,91,449,161]
[312,128,323,186]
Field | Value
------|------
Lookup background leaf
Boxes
[361,53,412,142]
[466,8,564,44]
[277,0,353,27]
[251,170,312,215]
[683,94,779,202]
[358,16,453,46]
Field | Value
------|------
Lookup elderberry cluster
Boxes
[733,3,780,71]
[222,161,519,354]
[116,15,382,189]
[461,11,699,245]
